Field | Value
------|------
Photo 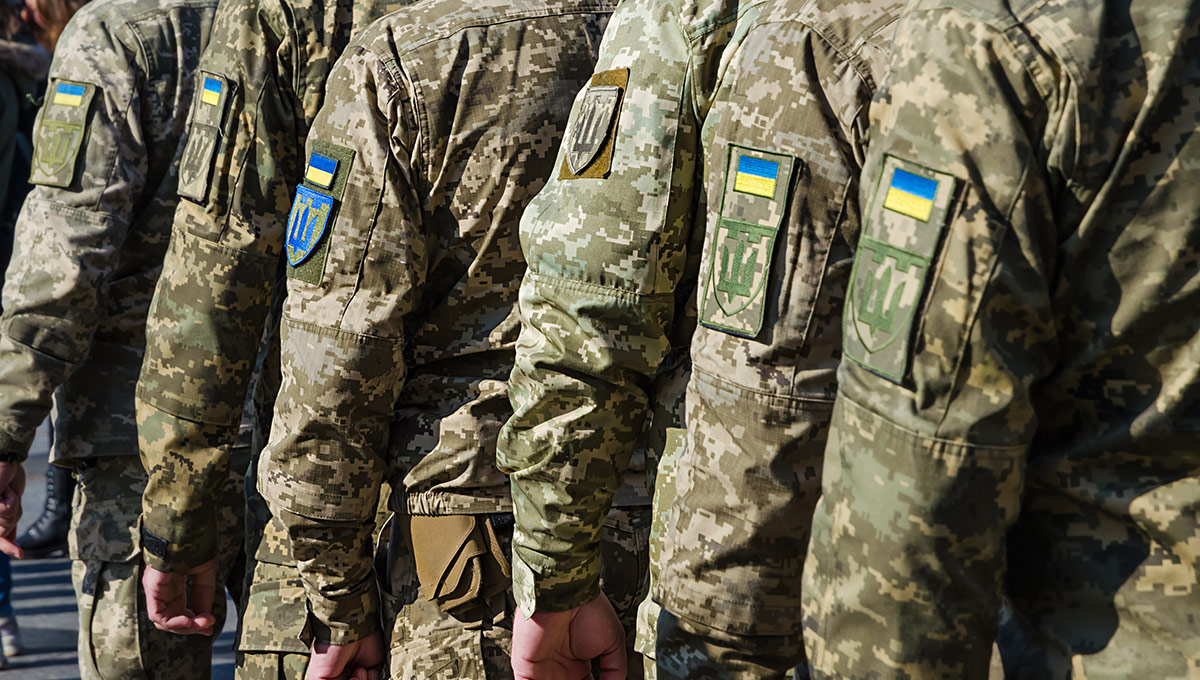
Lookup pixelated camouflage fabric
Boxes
[258,0,615,644]
[804,0,1200,677]
[0,0,216,466]
[137,0,408,573]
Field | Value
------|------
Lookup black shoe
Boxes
[15,464,73,559]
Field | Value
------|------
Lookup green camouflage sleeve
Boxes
[496,0,713,614]
[136,0,300,572]
[259,42,415,645]
[803,5,1061,677]
[0,15,144,460]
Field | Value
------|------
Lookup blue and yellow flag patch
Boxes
[286,186,334,266]
[200,76,223,106]
[883,168,939,221]
[304,152,338,189]
[52,83,86,107]
[733,155,780,199]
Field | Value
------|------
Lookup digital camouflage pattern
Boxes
[71,453,244,680]
[636,428,683,680]
[136,0,410,574]
[257,0,618,645]
[499,2,896,669]
[803,0,1200,677]
[0,0,215,465]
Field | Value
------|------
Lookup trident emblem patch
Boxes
[30,79,95,187]
[844,155,957,382]
[286,186,334,266]
[34,120,84,180]
[700,145,796,338]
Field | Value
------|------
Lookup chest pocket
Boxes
[177,71,234,204]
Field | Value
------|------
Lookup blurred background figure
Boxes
[0,0,52,669]
[9,0,88,567]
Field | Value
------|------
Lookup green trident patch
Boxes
[34,120,84,179]
[844,155,957,382]
[30,79,96,188]
[849,237,927,354]
[700,145,795,338]
[714,220,775,303]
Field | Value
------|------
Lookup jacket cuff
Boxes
[140,522,216,572]
[137,399,234,571]
[0,428,33,464]
[511,542,601,616]
[301,582,381,646]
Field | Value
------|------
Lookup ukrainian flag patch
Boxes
[304,152,338,189]
[883,168,939,221]
[733,155,780,199]
[201,76,223,106]
[52,83,86,107]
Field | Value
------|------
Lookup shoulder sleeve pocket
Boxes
[29,79,97,188]
[844,154,965,384]
[178,71,235,204]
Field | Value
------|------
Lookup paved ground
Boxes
[4,420,237,679]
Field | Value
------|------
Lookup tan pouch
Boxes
[407,514,511,627]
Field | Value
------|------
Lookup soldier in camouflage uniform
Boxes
[133,0,408,675]
[0,0,248,676]
[802,0,1200,677]
[255,0,662,676]
[496,0,901,676]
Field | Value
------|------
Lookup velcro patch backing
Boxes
[699,144,796,338]
[30,78,96,187]
[844,155,957,382]
[559,68,629,180]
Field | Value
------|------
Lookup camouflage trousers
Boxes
[382,506,651,679]
[236,452,392,680]
[69,452,246,680]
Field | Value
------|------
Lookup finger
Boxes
[151,612,204,633]
[0,536,23,560]
[142,570,181,624]
[0,487,21,522]
[593,644,627,680]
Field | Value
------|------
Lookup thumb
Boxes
[307,643,351,680]
[348,667,380,680]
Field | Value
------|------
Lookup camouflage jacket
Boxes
[0,0,215,464]
[804,0,1200,677]
[497,0,899,616]
[257,0,615,644]
[135,0,405,573]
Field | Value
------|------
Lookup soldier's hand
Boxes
[307,629,386,680]
[143,559,219,636]
[0,462,26,559]
[512,593,627,680]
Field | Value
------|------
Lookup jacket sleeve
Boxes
[802,6,1062,677]
[259,43,420,645]
[136,0,304,571]
[0,16,143,460]
[495,0,702,615]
